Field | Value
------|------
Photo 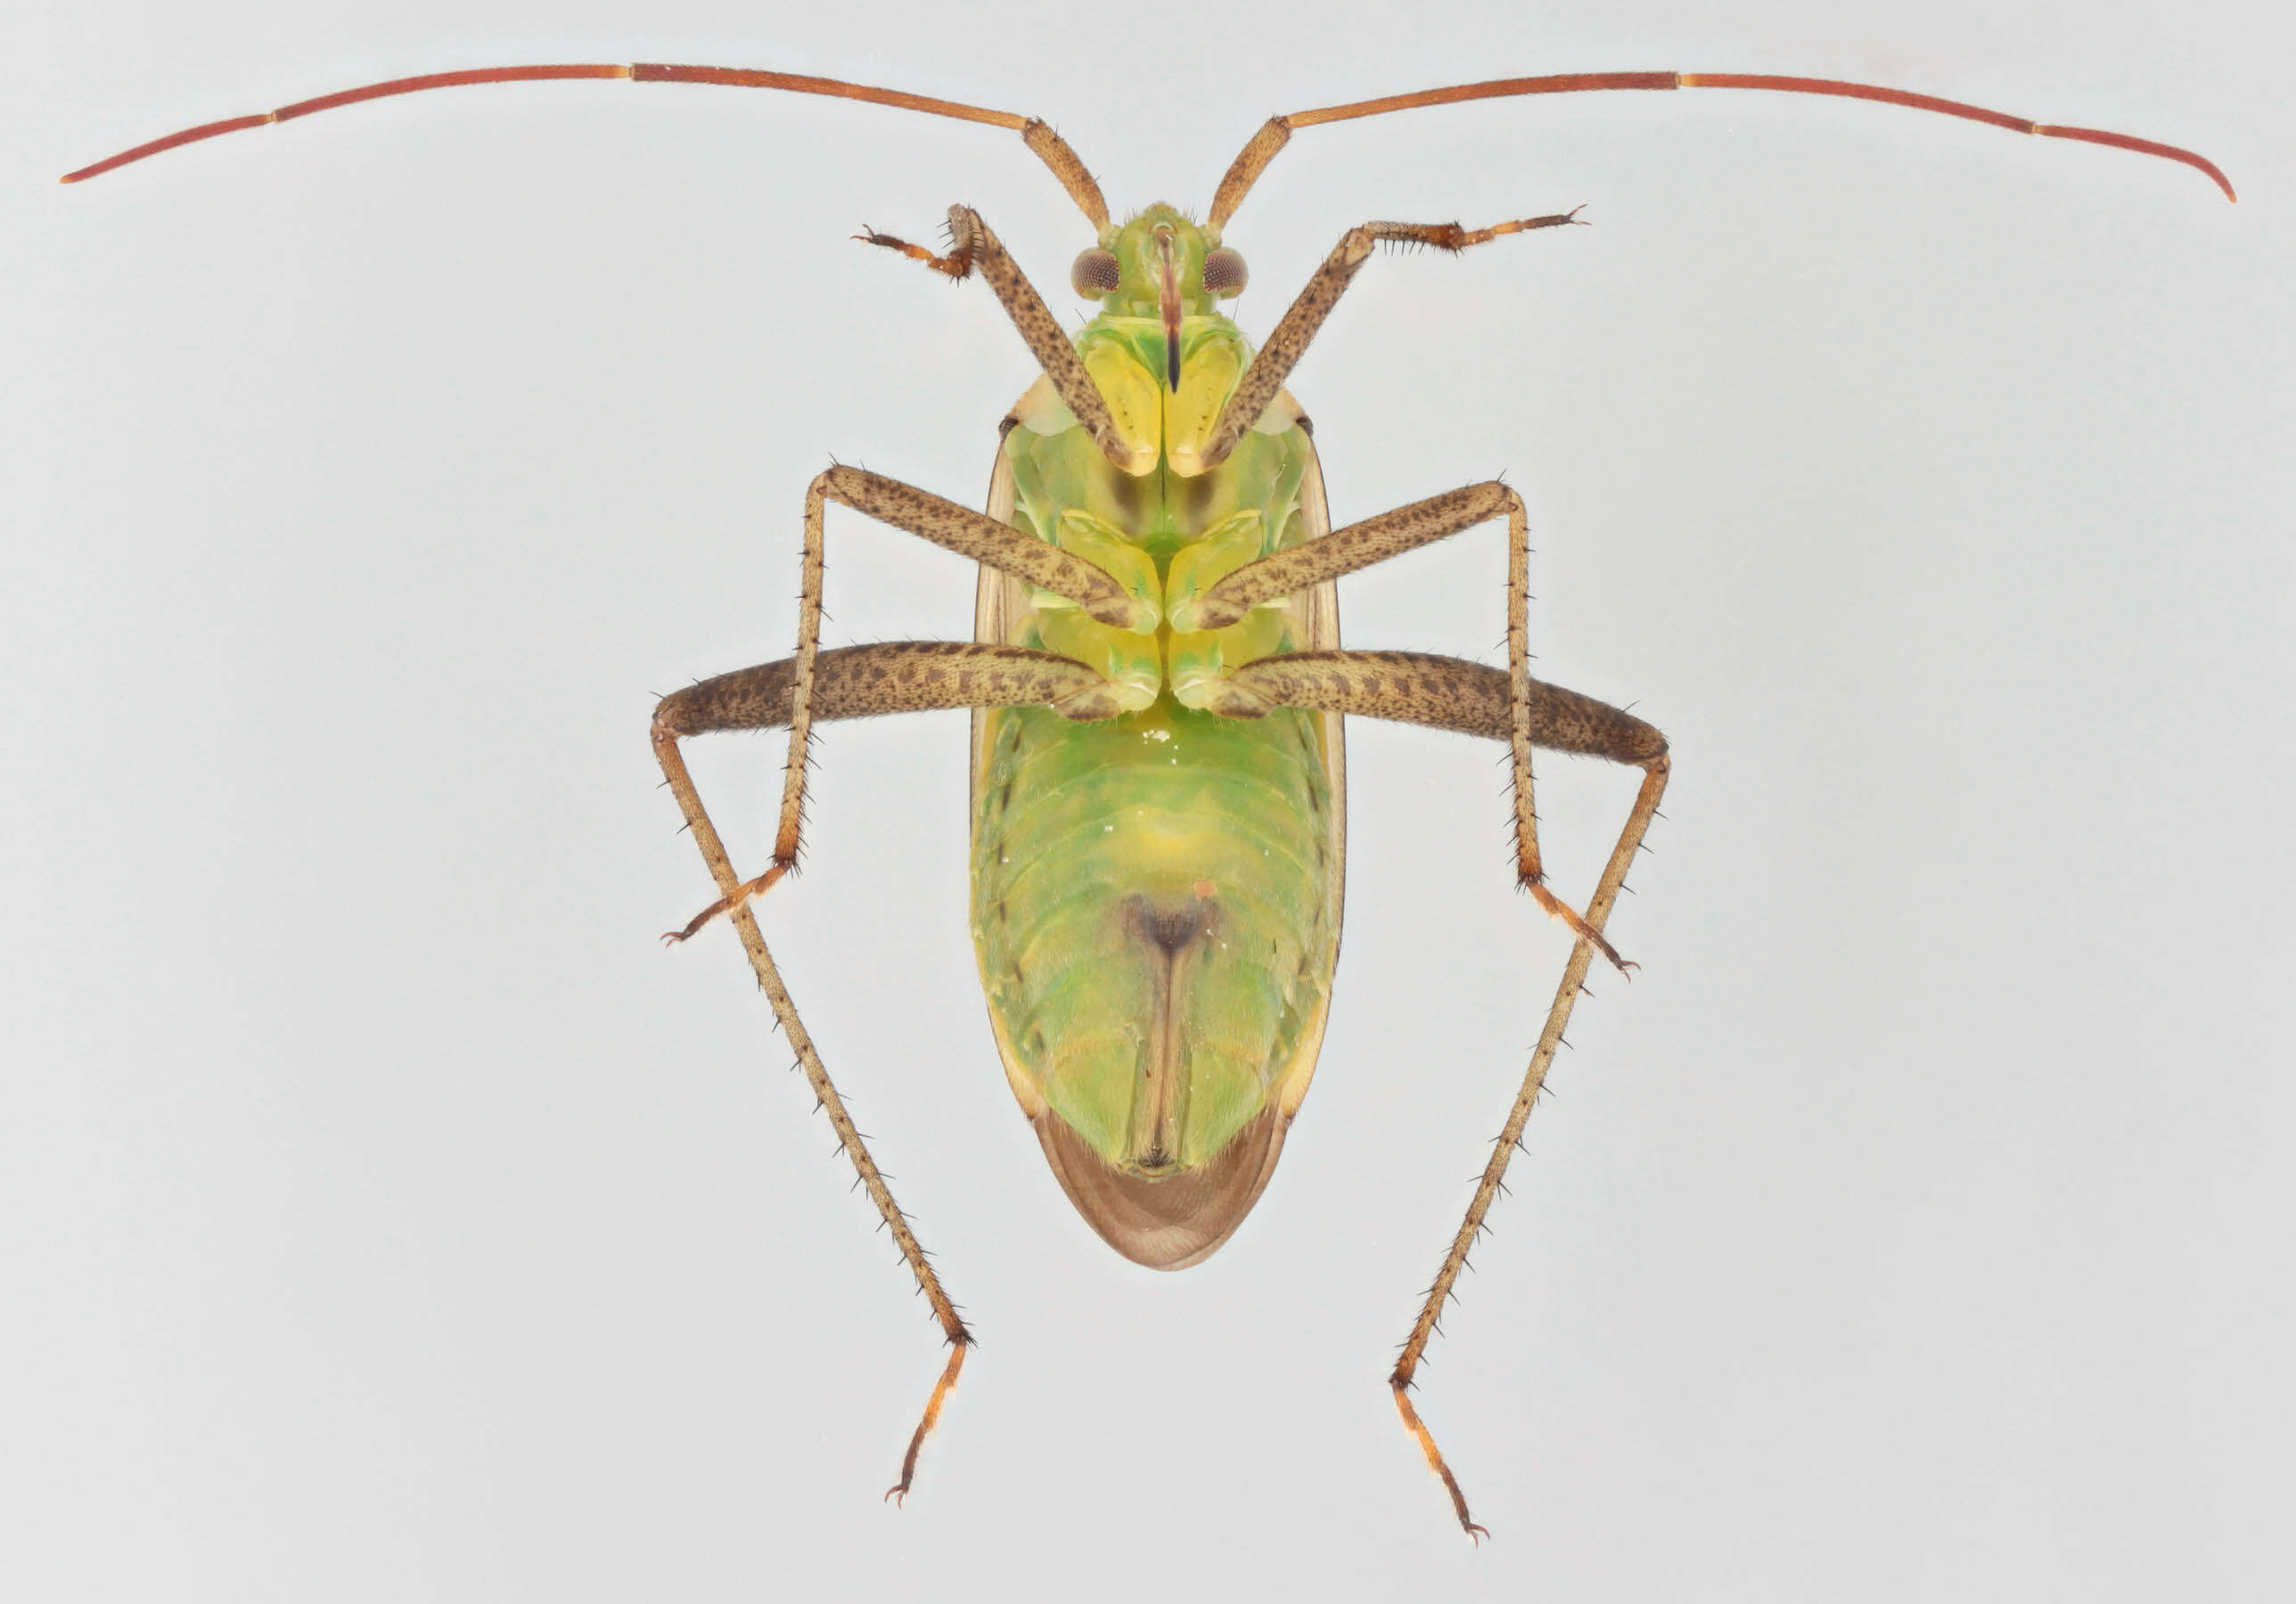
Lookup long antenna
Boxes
[64,63,2234,229]
[61,61,1111,230]
[1207,70,2234,229]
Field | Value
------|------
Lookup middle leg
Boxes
[1184,479,1630,968]
[685,462,1154,936]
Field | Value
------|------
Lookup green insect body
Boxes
[970,206,1345,1269]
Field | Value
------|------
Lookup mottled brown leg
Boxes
[858,207,1132,471]
[1193,481,1626,969]
[1199,214,1583,471]
[1392,753,1668,1541]
[1203,644,1670,1539]
[650,639,1114,1504]
[658,640,1118,736]
[655,640,1116,939]
[1206,648,1661,758]
[683,465,1144,944]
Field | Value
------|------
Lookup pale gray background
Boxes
[12,0,2289,1597]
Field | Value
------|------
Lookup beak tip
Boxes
[1155,230,1184,391]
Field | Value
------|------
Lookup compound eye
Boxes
[1070,249,1121,296]
[1201,248,1249,297]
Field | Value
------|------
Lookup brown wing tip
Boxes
[1034,1104,1290,1271]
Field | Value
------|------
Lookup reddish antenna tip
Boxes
[2036,120,2236,201]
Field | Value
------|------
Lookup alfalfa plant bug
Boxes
[45,21,2250,1560]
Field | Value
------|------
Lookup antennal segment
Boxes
[62,61,1110,229]
[1207,70,2234,229]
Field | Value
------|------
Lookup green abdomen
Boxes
[972,696,1337,1172]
